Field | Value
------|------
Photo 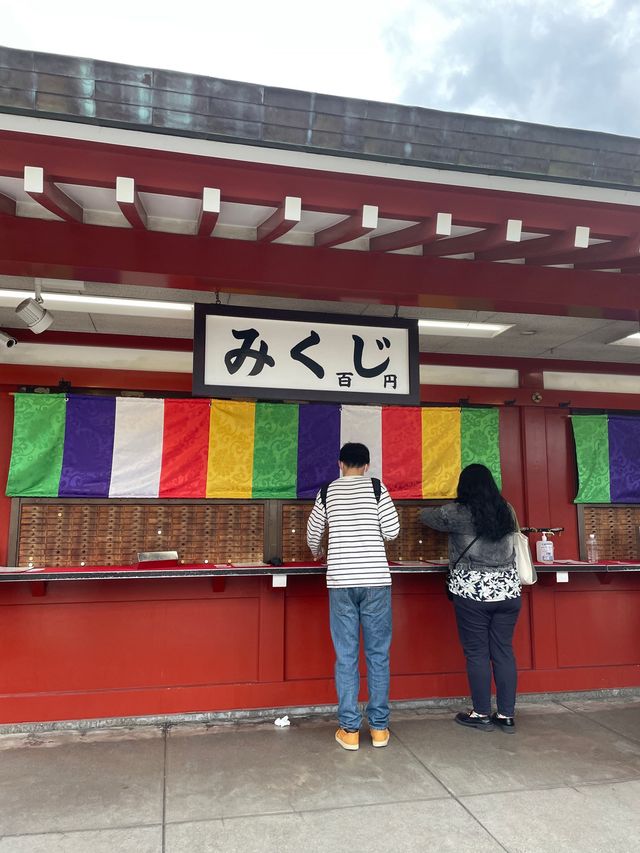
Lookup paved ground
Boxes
[0,695,639,852]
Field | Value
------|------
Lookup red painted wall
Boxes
[0,371,639,724]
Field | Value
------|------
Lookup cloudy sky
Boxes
[3,0,639,136]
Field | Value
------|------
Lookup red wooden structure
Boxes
[0,47,639,723]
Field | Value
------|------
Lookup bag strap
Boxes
[320,477,382,509]
[453,535,480,570]
[320,483,329,508]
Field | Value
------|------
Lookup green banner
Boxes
[6,395,67,496]
[461,408,502,490]
[252,402,299,498]
[572,415,611,503]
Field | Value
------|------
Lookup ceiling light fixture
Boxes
[0,289,194,319]
[417,319,513,338]
[15,280,54,334]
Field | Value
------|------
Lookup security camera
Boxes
[0,330,17,348]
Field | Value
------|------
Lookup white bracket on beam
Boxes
[506,219,523,242]
[574,226,590,248]
[24,165,44,193]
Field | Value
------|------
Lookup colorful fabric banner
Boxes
[59,396,116,497]
[6,394,67,496]
[6,395,505,500]
[340,405,382,480]
[159,399,210,498]
[109,398,164,498]
[461,408,502,491]
[297,404,341,498]
[572,415,611,503]
[382,407,423,499]
[571,414,640,503]
[207,400,255,498]
[253,403,299,499]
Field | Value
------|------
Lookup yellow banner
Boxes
[206,400,256,498]
[422,408,461,498]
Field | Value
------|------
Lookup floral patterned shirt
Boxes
[448,564,521,601]
[420,502,520,602]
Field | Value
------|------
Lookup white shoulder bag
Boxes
[511,507,537,586]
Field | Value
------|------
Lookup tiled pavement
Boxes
[0,695,639,852]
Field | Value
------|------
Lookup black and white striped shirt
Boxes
[306,475,400,588]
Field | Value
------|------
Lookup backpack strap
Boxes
[320,483,329,508]
[320,477,381,508]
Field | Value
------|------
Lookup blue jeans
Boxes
[328,586,392,731]
[452,594,522,717]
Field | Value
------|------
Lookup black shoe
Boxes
[455,711,495,731]
[491,713,516,733]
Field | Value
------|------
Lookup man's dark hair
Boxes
[339,442,370,468]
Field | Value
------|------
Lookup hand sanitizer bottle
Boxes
[536,531,554,563]
[586,533,599,563]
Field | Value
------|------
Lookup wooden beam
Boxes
[0,192,16,216]
[196,187,221,237]
[422,219,522,256]
[23,165,83,222]
[3,215,640,321]
[116,176,148,230]
[476,226,590,262]
[257,196,301,242]
[369,213,452,252]
[314,205,378,248]
[568,234,640,269]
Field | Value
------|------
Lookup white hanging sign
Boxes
[193,305,419,404]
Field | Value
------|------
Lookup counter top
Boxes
[1,560,639,583]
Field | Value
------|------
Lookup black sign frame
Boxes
[192,304,420,405]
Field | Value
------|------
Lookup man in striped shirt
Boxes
[306,442,400,751]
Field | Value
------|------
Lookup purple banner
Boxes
[59,396,116,497]
[297,404,340,498]
[608,415,640,502]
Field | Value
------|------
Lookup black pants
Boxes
[452,595,522,717]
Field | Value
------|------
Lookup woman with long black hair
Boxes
[420,464,520,733]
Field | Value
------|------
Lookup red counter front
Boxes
[1,386,639,725]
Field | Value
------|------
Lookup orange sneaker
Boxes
[370,728,390,748]
[335,728,359,750]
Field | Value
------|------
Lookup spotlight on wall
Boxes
[0,330,17,348]
[15,280,54,334]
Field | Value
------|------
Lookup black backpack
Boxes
[320,477,382,508]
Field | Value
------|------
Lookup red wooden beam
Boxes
[257,196,301,242]
[0,192,16,216]
[0,363,191,392]
[422,220,522,256]
[116,177,148,229]
[23,165,83,222]
[314,205,379,247]
[476,227,590,262]
[3,130,640,237]
[570,234,640,270]
[196,187,220,237]
[369,213,452,252]
[2,216,640,320]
